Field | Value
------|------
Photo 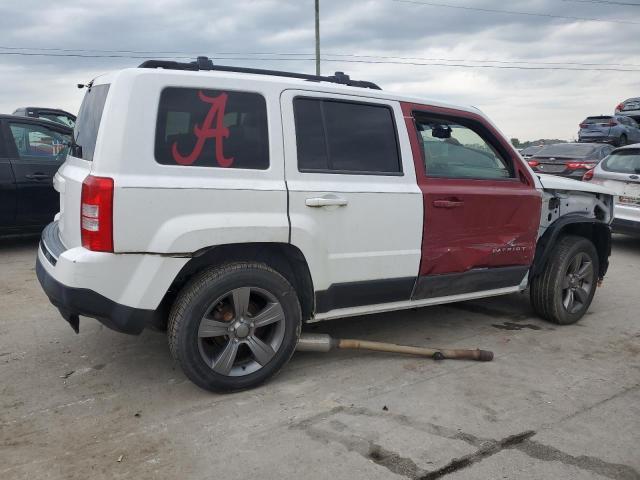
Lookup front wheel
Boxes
[168,262,301,392]
[530,235,599,325]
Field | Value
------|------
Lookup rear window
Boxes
[73,84,110,161]
[39,113,75,129]
[535,143,597,158]
[293,97,401,174]
[155,88,269,169]
[582,116,612,124]
[520,145,543,156]
[602,150,640,174]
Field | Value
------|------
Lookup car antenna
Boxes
[77,79,94,90]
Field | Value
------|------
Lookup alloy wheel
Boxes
[561,252,594,314]
[197,287,286,376]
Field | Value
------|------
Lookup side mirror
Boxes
[432,124,452,139]
[69,142,82,158]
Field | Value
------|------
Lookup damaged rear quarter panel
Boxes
[538,188,614,238]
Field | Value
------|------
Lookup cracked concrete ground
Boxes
[1,235,639,480]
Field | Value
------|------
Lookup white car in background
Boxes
[585,143,640,236]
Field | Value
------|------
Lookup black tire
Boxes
[530,235,599,325]
[618,134,628,147]
[168,262,301,392]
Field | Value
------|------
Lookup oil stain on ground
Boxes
[492,322,542,331]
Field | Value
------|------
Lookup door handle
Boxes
[305,195,348,208]
[25,173,51,180]
[433,199,464,208]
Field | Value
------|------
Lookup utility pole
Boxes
[315,0,320,75]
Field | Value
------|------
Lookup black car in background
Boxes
[519,145,544,158]
[12,107,76,129]
[0,115,71,233]
[526,142,614,180]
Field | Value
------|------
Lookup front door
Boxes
[401,103,542,299]
[282,91,423,315]
[4,121,69,226]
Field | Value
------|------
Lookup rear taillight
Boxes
[527,160,540,167]
[567,161,596,170]
[607,119,618,126]
[582,169,594,181]
[81,175,114,252]
[579,122,588,128]
[615,102,624,112]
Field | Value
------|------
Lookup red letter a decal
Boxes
[171,91,234,167]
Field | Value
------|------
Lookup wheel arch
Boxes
[159,243,315,326]
[531,215,611,281]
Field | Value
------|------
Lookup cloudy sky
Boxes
[0,0,638,141]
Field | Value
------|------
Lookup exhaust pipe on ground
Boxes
[296,333,494,362]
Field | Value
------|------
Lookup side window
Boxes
[294,97,401,174]
[414,115,513,179]
[8,123,69,161]
[155,87,269,169]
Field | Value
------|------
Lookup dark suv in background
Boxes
[615,97,640,121]
[527,142,614,180]
[0,115,71,234]
[578,115,640,146]
[13,107,76,129]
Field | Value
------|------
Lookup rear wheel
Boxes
[168,262,301,392]
[530,235,598,325]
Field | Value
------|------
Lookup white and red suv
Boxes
[37,57,614,392]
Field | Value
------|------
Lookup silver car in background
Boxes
[578,115,640,147]
[585,144,640,236]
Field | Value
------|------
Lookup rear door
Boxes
[595,149,640,222]
[0,120,17,227]
[4,120,70,226]
[401,103,542,298]
[282,91,423,315]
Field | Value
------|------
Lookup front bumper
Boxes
[36,222,188,334]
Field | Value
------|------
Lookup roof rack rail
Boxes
[138,56,382,90]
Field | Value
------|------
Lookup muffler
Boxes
[297,333,493,362]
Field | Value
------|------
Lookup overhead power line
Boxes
[1,46,640,68]
[325,57,640,72]
[324,52,640,68]
[561,0,640,6]
[391,0,640,24]
[1,50,639,72]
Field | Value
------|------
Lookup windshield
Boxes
[602,150,640,174]
[73,84,109,161]
[535,143,597,158]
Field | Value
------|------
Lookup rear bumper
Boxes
[531,170,585,181]
[36,256,153,334]
[612,218,640,236]
[617,110,640,120]
[578,135,617,144]
[36,221,188,334]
